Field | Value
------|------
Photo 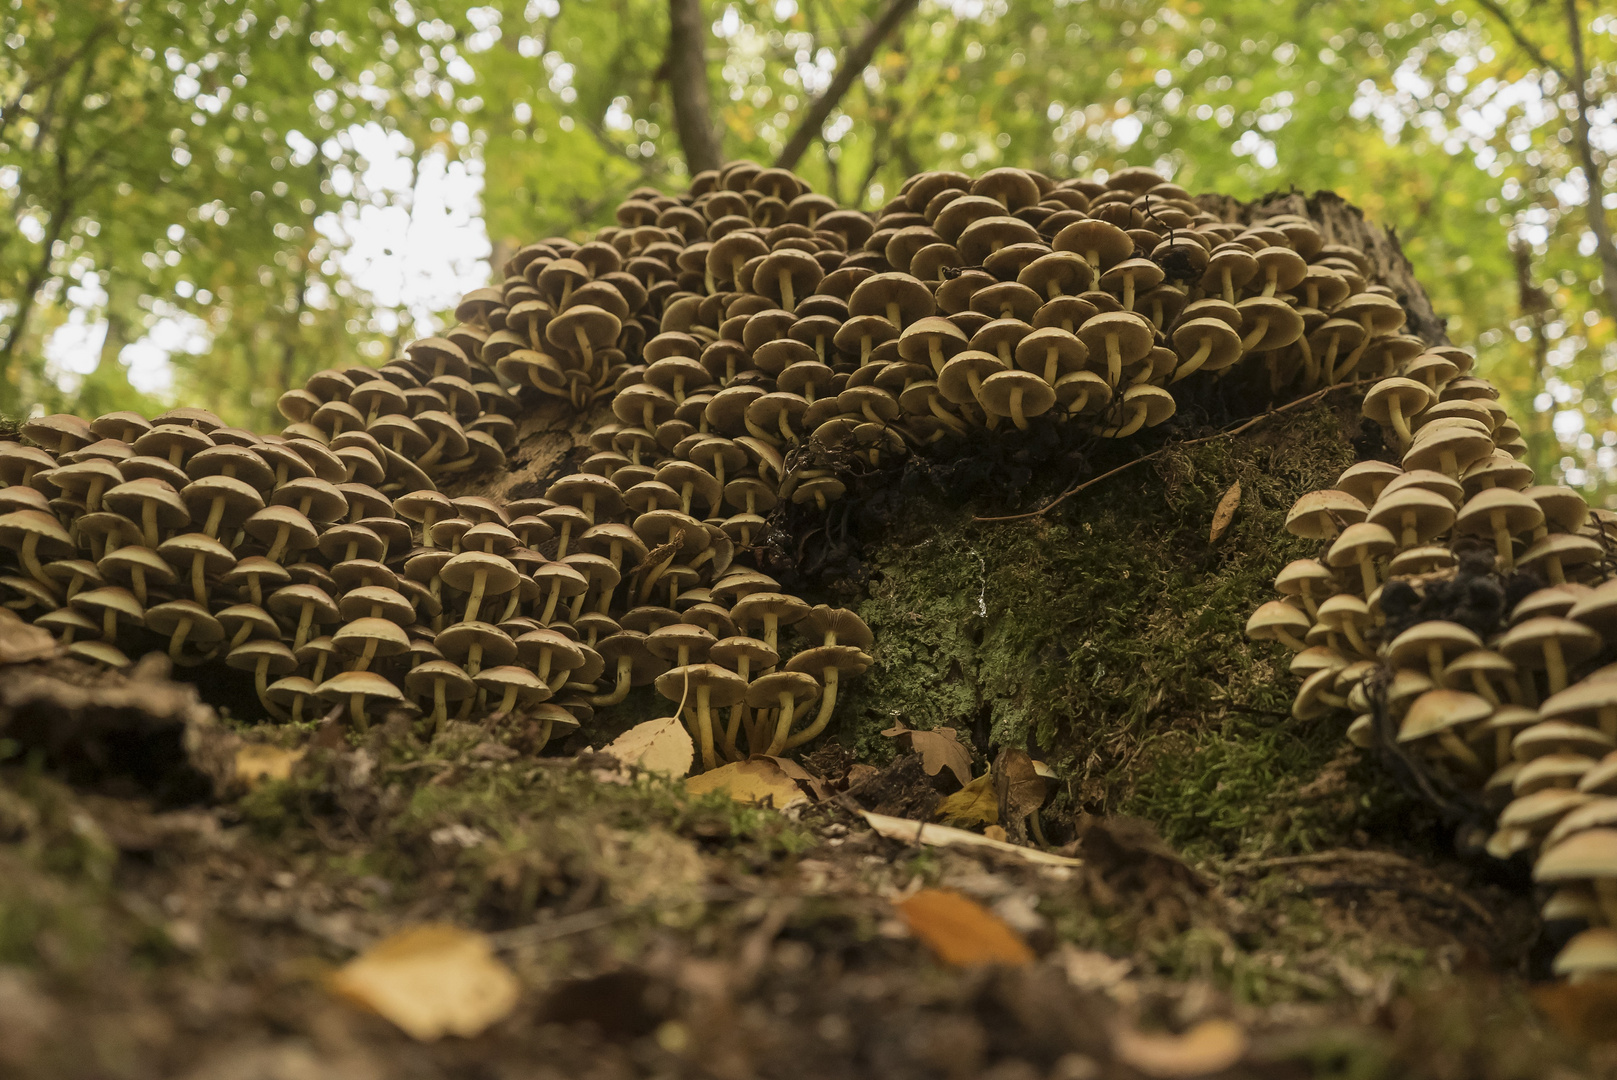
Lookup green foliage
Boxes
[2,0,1614,496]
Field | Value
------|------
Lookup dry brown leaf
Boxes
[862,811,1081,867]
[233,743,305,789]
[329,924,520,1041]
[757,755,829,801]
[686,758,807,808]
[935,771,998,827]
[881,722,974,786]
[895,888,1034,967]
[604,717,694,777]
[1208,481,1241,543]
[0,610,56,665]
[993,748,1045,842]
[1532,977,1617,1042]
[1113,1019,1247,1078]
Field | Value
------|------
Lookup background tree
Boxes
[2,0,1613,498]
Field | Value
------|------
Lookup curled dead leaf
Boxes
[881,722,974,786]
[895,888,1034,967]
[1208,481,1241,543]
[862,811,1081,867]
[329,924,520,1041]
[1113,1019,1247,1078]
[604,716,694,777]
[685,758,808,808]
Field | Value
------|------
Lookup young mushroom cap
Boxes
[1245,600,1311,652]
[1284,489,1368,541]
[1497,617,1602,695]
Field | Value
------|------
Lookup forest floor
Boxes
[4,394,1617,1079]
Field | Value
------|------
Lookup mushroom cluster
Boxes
[1248,349,1617,983]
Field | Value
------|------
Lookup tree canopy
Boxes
[2,0,1614,495]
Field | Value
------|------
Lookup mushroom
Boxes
[226,639,299,718]
[1361,378,1434,451]
[655,662,748,771]
[780,644,871,752]
[0,510,74,594]
[1498,617,1602,697]
[316,669,407,730]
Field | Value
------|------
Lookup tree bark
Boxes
[666,0,723,176]
[775,0,920,172]
[1563,0,1617,322]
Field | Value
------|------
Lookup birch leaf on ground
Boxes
[329,924,520,1041]
[882,722,974,786]
[685,758,807,808]
[895,888,1034,967]
[604,717,694,777]
[1208,482,1241,543]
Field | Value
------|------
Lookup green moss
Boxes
[838,403,1414,858]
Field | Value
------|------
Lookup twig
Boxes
[973,381,1369,523]
[775,0,921,170]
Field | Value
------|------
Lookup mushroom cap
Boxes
[1234,296,1304,350]
[404,660,477,700]
[157,531,237,575]
[316,669,407,704]
[1453,487,1543,538]
[784,644,871,677]
[1579,754,1617,795]
[730,591,811,630]
[1444,648,1516,681]
[1367,485,1455,542]
[646,622,718,663]
[1534,827,1617,883]
[1551,928,1617,981]
[1497,617,1603,671]
[475,664,552,704]
[1513,720,1616,762]
[0,508,73,556]
[654,662,749,707]
[1569,580,1617,637]
[1497,787,1591,831]
[103,478,190,531]
[1274,559,1335,597]
[1074,311,1154,364]
[708,634,780,671]
[1402,424,1494,476]
[1335,461,1405,506]
[1520,533,1605,577]
[1290,646,1347,678]
[1385,621,1483,669]
[1285,489,1368,540]
[978,370,1058,419]
[337,585,416,625]
[1361,378,1435,427]
[1513,752,1597,795]
[266,583,340,624]
[67,640,132,668]
[1325,521,1396,569]
[440,551,523,598]
[225,638,298,676]
[1527,485,1590,533]
[1245,600,1310,643]
[434,620,518,666]
[745,670,821,709]
[333,617,412,660]
[144,599,225,643]
[1397,689,1493,743]
[514,627,587,671]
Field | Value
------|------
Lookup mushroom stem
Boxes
[293,604,314,651]
[1007,387,1030,430]
[1426,644,1448,688]
[190,554,208,604]
[17,534,50,589]
[494,686,519,715]
[778,271,796,313]
[349,693,369,731]
[1437,730,1483,773]
[723,702,746,761]
[101,606,118,642]
[351,638,379,672]
[466,642,483,677]
[253,658,288,721]
[587,656,633,706]
[1600,705,1617,741]
[1171,339,1213,384]
[785,667,839,749]
[167,618,193,664]
[573,324,595,367]
[695,685,717,770]
[765,689,798,756]
[141,500,160,548]
[463,569,488,623]
[1543,640,1569,695]
[1104,334,1122,387]
[203,498,226,538]
[539,581,563,625]
[265,523,291,564]
[1488,508,1515,572]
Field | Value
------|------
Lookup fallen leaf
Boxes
[936,770,998,827]
[1059,943,1134,991]
[1114,1019,1247,1078]
[993,748,1046,843]
[862,811,1081,867]
[686,758,808,808]
[233,743,304,789]
[0,610,56,664]
[758,755,829,801]
[604,717,694,777]
[329,924,520,1041]
[895,888,1034,967]
[1532,977,1617,1042]
[881,722,974,786]
[1208,481,1241,543]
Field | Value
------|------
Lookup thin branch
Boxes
[1472,0,1571,83]
[775,0,920,171]
[1563,0,1617,322]
[972,381,1370,523]
[666,0,723,175]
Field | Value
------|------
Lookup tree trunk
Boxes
[666,0,722,176]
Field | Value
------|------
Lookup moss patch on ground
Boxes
[837,401,1420,859]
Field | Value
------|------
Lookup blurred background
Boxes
[2,0,1613,497]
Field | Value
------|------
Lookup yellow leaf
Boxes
[329,924,520,1042]
[895,889,1034,967]
[233,743,304,789]
[1113,1019,1247,1078]
[935,770,998,826]
[1208,481,1241,543]
[685,758,807,808]
[604,716,694,777]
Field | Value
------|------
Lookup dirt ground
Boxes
[1,619,1614,1080]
